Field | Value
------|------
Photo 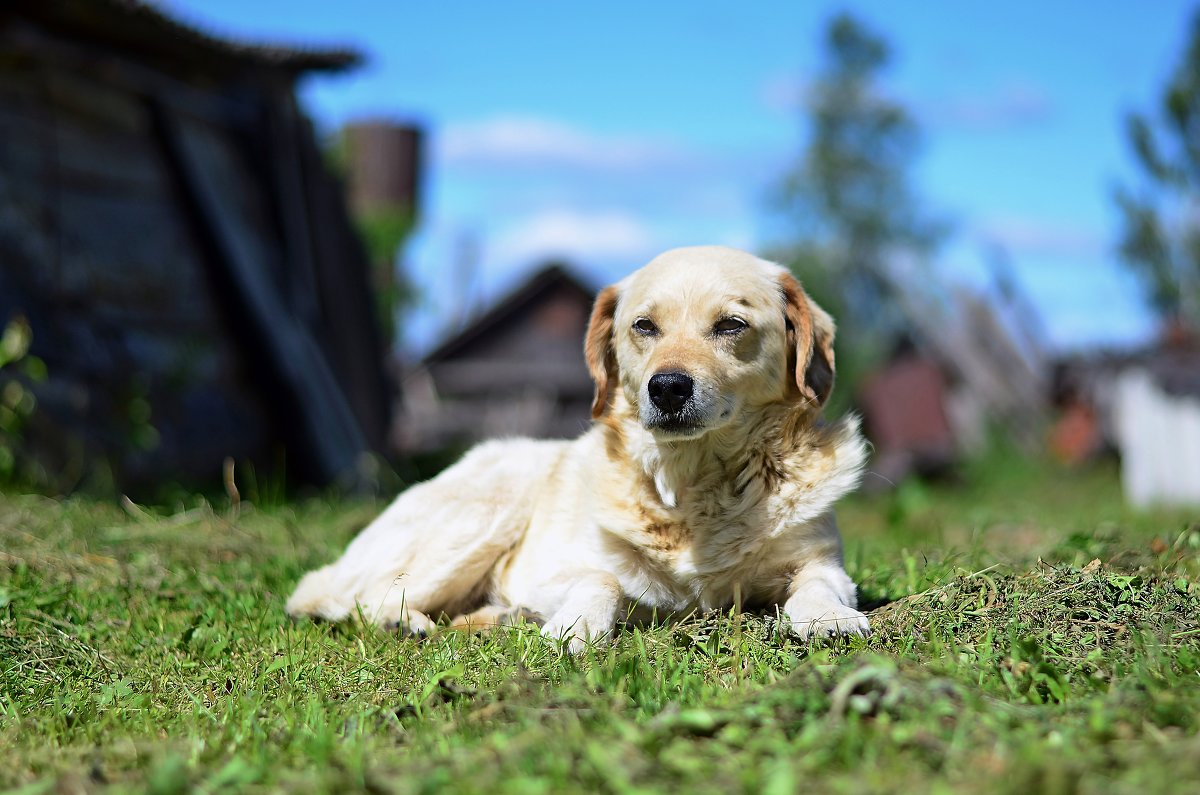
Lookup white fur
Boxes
[287,246,870,650]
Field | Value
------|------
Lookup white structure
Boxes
[1114,369,1200,507]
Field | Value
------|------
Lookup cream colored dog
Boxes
[287,246,870,650]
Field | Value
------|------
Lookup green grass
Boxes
[2,452,1199,794]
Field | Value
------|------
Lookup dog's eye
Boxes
[633,318,659,336]
[713,317,748,335]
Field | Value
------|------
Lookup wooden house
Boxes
[397,265,596,451]
[0,0,391,491]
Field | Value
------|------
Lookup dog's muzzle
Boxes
[643,370,709,436]
[641,370,730,438]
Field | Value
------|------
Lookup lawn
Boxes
[1,451,1198,794]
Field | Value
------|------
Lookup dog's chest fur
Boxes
[594,410,866,612]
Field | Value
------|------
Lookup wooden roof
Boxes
[425,264,596,364]
[6,0,363,76]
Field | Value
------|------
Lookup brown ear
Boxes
[585,285,620,418]
[778,272,836,407]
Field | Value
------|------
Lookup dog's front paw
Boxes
[541,610,616,654]
[541,620,611,654]
[786,603,870,639]
[542,626,588,655]
[380,608,435,637]
[539,576,622,654]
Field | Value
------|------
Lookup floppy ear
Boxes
[778,272,836,407]
[585,285,620,418]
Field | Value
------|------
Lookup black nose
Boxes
[648,371,694,414]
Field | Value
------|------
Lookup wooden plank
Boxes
[150,98,371,486]
[51,118,167,195]
[176,118,284,285]
[42,68,146,135]
[429,358,591,397]
[295,101,393,450]
[55,189,212,316]
[0,115,58,294]
[0,76,58,206]
[262,89,320,327]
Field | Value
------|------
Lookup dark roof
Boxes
[1054,327,1200,401]
[1141,346,1200,399]
[425,264,597,363]
[8,0,363,75]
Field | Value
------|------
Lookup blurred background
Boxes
[1,0,1198,508]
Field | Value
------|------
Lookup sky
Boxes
[165,0,1197,356]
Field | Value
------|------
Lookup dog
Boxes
[287,246,870,651]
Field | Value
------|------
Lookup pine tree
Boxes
[777,13,943,403]
[1115,11,1200,328]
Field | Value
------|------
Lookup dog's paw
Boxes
[540,622,597,654]
[541,617,612,655]
[547,630,588,655]
[538,575,622,654]
[381,609,435,637]
[787,603,870,640]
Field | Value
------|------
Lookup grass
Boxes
[1,450,1198,794]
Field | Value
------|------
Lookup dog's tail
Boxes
[285,564,353,622]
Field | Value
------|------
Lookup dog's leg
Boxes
[538,571,624,654]
[783,558,870,639]
[286,564,352,621]
[446,605,543,633]
[351,534,513,631]
[287,439,563,630]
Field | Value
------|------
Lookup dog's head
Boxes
[586,246,836,439]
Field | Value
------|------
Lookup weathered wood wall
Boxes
[401,275,594,449]
[0,53,278,490]
[0,10,389,492]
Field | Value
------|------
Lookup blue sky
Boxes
[166,0,1196,355]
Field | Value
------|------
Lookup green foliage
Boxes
[2,453,1198,793]
[0,315,46,485]
[325,128,418,348]
[0,314,169,496]
[775,13,946,405]
[355,206,417,344]
[1114,10,1200,325]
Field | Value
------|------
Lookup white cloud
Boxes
[920,81,1053,132]
[439,116,691,171]
[488,208,660,266]
[761,72,1052,132]
[760,74,811,112]
[974,215,1105,257]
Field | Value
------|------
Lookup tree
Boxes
[1114,11,1200,327]
[775,13,943,406]
[326,122,421,349]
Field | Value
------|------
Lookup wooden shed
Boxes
[0,0,391,492]
[397,265,597,451]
